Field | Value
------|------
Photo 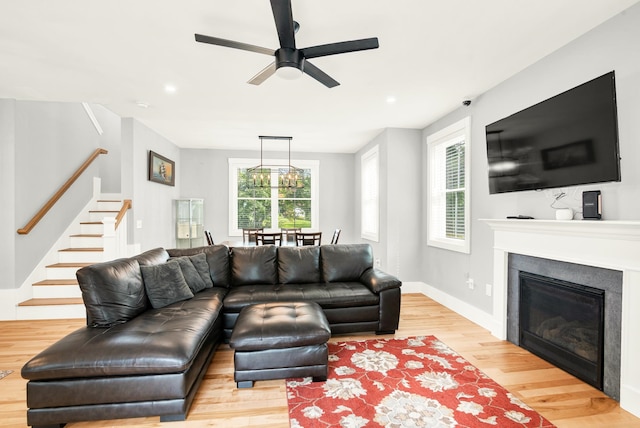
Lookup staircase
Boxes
[17,199,127,320]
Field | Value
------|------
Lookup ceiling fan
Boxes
[194,0,379,88]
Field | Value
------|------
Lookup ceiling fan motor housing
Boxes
[276,48,304,73]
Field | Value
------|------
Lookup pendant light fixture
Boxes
[248,136,304,188]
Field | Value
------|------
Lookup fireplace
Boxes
[481,218,640,418]
[519,272,604,390]
[506,253,621,400]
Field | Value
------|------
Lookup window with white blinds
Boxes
[427,117,471,253]
[361,145,379,241]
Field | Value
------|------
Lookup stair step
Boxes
[46,262,93,268]
[46,262,92,279]
[89,210,119,221]
[33,279,81,299]
[69,234,104,247]
[19,298,84,306]
[58,248,104,263]
[16,299,86,320]
[96,199,123,210]
[33,284,82,299]
[33,279,78,286]
[59,247,104,252]
[80,221,103,234]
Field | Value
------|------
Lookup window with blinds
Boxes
[361,145,379,241]
[427,117,471,253]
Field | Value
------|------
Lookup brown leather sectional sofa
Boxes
[21,243,401,427]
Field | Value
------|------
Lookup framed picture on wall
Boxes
[148,150,175,186]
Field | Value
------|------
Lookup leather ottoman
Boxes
[229,302,331,388]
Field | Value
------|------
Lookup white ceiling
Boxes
[1,0,638,153]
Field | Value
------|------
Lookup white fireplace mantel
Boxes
[481,219,640,418]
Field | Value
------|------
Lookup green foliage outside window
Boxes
[237,167,312,229]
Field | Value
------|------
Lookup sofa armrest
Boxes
[360,268,401,294]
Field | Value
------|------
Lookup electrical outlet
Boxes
[467,278,475,290]
[375,259,381,268]
[486,283,492,296]
[136,220,143,229]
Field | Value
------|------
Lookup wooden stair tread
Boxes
[59,247,104,252]
[33,279,78,286]
[46,262,93,268]
[80,221,103,225]
[69,234,103,238]
[19,298,84,307]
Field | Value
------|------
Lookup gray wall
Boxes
[355,128,422,281]
[122,118,182,251]
[179,148,355,245]
[93,104,122,193]
[0,99,16,290]
[2,101,121,289]
[0,100,122,290]
[421,4,640,314]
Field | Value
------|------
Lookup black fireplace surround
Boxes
[507,253,622,400]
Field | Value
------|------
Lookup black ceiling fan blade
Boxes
[270,0,296,49]
[195,33,274,56]
[302,37,379,59]
[248,62,277,85]
[303,61,339,88]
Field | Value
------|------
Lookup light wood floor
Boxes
[1,293,638,427]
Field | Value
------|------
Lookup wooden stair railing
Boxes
[115,199,132,229]
[17,148,108,235]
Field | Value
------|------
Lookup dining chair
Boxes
[281,227,301,244]
[204,230,214,246]
[295,232,322,246]
[255,232,283,246]
[330,228,341,245]
[242,228,264,244]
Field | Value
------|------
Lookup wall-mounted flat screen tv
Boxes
[486,71,621,194]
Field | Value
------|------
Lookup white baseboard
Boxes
[621,384,640,420]
[401,281,494,332]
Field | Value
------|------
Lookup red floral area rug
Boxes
[286,336,555,427]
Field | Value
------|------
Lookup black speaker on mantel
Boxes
[583,190,602,220]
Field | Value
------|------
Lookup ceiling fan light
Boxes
[276,65,303,80]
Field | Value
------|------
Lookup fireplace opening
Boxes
[519,272,605,390]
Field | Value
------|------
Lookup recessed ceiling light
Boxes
[164,84,177,94]
[386,96,397,104]
[136,101,150,108]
